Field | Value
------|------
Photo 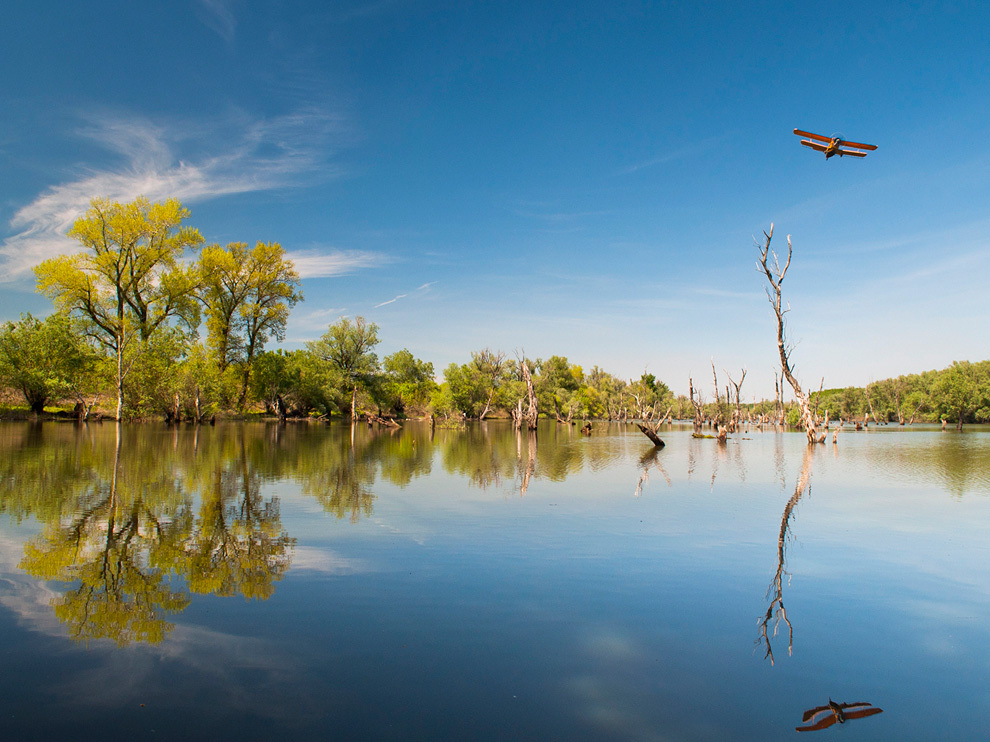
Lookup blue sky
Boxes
[1,0,987,399]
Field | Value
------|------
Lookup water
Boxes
[1,420,988,740]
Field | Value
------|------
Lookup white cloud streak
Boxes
[288,249,385,279]
[1,108,348,282]
[374,279,439,308]
[195,0,238,42]
[374,293,407,308]
[612,134,728,176]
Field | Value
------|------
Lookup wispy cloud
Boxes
[1,107,349,282]
[374,280,437,308]
[195,0,238,42]
[288,249,385,278]
[290,546,366,574]
[612,135,727,176]
[289,307,349,336]
[374,293,407,308]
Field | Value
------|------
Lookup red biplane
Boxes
[793,129,877,159]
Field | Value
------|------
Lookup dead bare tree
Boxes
[865,383,881,425]
[551,395,575,424]
[636,421,667,447]
[689,377,704,433]
[710,360,724,428]
[774,372,784,427]
[725,367,747,432]
[513,354,539,431]
[636,401,671,446]
[756,225,819,445]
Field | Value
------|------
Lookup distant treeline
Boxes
[808,361,990,427]
[2,195,987,425]
[2,305,987,426]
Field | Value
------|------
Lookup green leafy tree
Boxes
[471,348,509,420]
[381,349,436,416]
[931,361,990,430]
[34,197,204,419]
[175,341,231,422]
[252,349,343,417]
[308,316,381,418]
[536,355,582,421]
[437,361,489,418]
[197,241,302,408]
[123,326,191,420]
[250,349,292,414]
[583,366,626,420]
[626,372,672,419]
[0,313,97,413]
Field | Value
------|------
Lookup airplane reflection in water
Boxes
[750,444,886,733]
[796,700,883,732]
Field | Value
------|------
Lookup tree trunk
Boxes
[689,377,703,433]
[479,388,494,421]
[520,362,538,431]
[757,226,818,445]
[115,346,124,422]
[636,424,665,448]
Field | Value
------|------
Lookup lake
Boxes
[1,419,988,740]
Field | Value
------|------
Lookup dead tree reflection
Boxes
[634,447,671,497]
[758,445,813,665]
[517,429,537,496]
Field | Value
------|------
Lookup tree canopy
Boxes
[34,197,204,419]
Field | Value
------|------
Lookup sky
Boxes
[1,0,987,400]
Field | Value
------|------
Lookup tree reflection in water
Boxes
[19,424,190,645]
[436,421,588,496]
[757,445,813,665]
[634,447,671,497]
[6,423,294,645]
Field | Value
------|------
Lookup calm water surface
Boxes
[1,420,989,740]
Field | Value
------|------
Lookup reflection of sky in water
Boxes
[0,422,989,740]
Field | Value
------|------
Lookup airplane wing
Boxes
[797,702,882,730]
[800,140,828,152]
[796,714,838,732]
[793,129,832,143]
[838,139,877,150]
[841,707,884,721]
[801,705,830,722]
[836,148,868,157]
